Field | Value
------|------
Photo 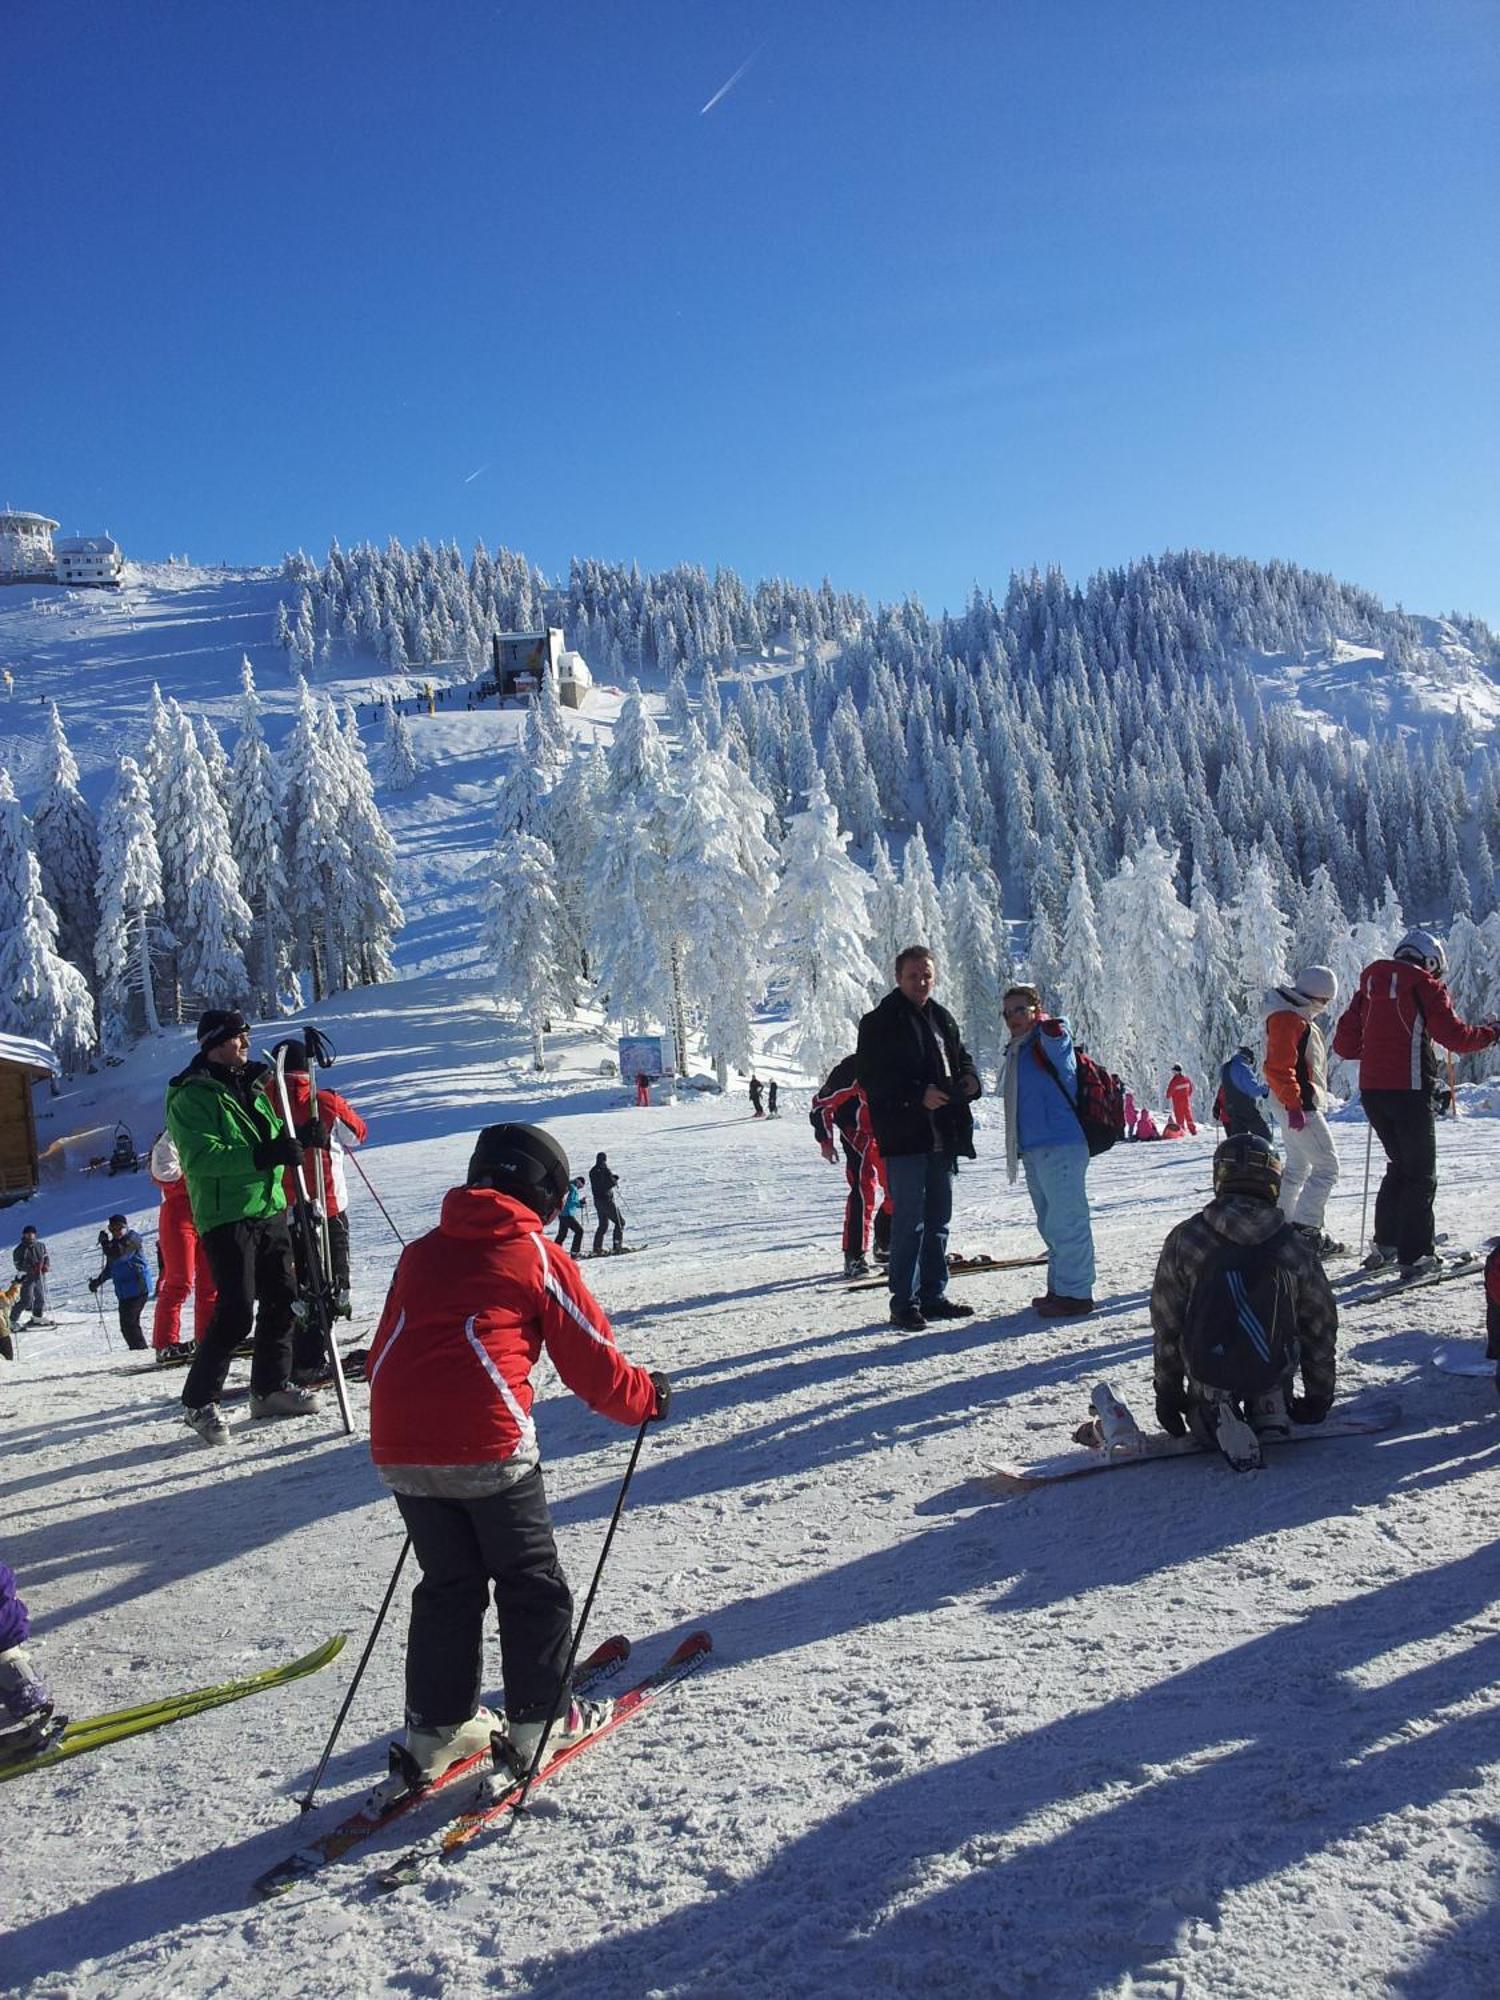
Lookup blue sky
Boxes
[5,1,1497,622]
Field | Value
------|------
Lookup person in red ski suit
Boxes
[367,1122,669,1779]
[149,1131,217,1358]
[272,1040,368,1307]
[634,1072,651,1107]
[1165,1067,1197,1136]
[810,1054,892,1278]
[1332,928,1499,1273]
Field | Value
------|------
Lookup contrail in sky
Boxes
[700,44,762,115]
[462,464,490,484]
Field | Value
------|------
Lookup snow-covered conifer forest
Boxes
[269,537,1500,1102]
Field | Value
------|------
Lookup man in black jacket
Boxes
[856,946,982,1330]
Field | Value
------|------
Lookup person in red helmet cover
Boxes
[148,1129,217,1363]
[810,1053,892,1278]
[1333,927,1500,1278]
[1263,966,1343,1257]
[366,1122,670,1781]
[271,1038,368,1321]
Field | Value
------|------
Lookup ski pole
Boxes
[92,1282,110,1351]
[346,1149,406,1247]
[1357,1119,1374,1261]
[512,1415,651,1817]
[298,1536,410,1814]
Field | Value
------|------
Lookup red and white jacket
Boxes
[368,1185,657,1469]
[276,1073,368,1216]
[1332,958,1496,1093]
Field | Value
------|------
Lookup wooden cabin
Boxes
[0,1035,57,1204]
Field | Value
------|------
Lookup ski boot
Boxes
[502,1694,614,1774]
[397,1704,504,1789]
[248,1383,322,1420]
[1210,1401,1263,1471]
[843,1253,871,1278]
[0,1643,56,1765]
[184,1403,233,1447]
[1361,1243,1398,1272]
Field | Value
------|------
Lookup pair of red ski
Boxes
[253,1628,710,1899]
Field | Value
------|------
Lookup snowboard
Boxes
[988,1382,1402,1491]
[583,1246,645,1258]
[845,1252,1046,1292]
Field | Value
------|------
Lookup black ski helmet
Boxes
[1212,1133,1283,1204]
[467,1123,571,1220]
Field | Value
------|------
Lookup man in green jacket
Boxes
[165,1008,325,1447]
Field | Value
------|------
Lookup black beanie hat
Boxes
[197,1008,250,1051]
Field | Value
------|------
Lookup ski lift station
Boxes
[490,628,592,708]
[0,511,124,587]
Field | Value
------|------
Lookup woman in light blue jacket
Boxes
[1002,985,1096,1319]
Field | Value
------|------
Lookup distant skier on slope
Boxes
[1165,1066,1197,1136]
[365,1123,669,1781]
[1333,928,1500,1278]
[88,1214,151,1352]
[11,1227,48,1330]
[748,1075,764,1119]
[1151,1134,1338,1470]
[555,1176,587,1254]
[810,1054,892,1278]
[589,1152,625,1255]
[1263,966,1342,1256]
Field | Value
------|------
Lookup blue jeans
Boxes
[1022,1143,1095,1298]
[884,1152,956,1311]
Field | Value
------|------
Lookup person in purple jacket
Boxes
[0,1565,54,1765]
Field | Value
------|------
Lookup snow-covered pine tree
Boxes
[384,698,418,790]
[894,826,948,968]
[544,740,607,1006]
[1056,859,1108,1059]
[227,661,298,1016]
[866,835,904,993]
[94,757,171,1046]
[167,706,252,1011]
[764,772,882,1079]
[939,842,1008,1081]
[665,725,778,1086]
[1231,849,1293,1025]
[1097,831,1199,1108]
[332,703,402,987]
[480,828,567,1070]
[0,771,94,1068]
[591,687,679,1042]
[1190,860,1245,1086]
[31,701,99,984]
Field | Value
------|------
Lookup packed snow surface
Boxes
[4,998,1500,1999]
[3,566,1500,1997]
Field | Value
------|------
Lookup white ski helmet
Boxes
[1288,965,1337,1010]
[1394,927,1447,977]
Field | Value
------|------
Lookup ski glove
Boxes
[253,1134,304,1171]
[87,1277,102,1293]
[648,1371,672,1422]
[1287,1108,1307,1131]
[1287,1393,1331,1426]
[295,1119,331,1150]
[1154,1386,1190,1438]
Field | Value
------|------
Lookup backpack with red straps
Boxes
[1036,1041,1126,1156]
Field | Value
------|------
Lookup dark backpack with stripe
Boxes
[1183,1226,1295,1396]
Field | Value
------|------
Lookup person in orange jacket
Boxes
[1165,1067,1197,1135]
[149,1131,218,1362]
[1263,966,1341,1255]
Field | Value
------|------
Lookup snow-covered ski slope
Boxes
[3,568,1500,1997]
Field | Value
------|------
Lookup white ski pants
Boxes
[1276,1105,1338,1231]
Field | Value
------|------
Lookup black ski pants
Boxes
[117,1294,147,1351]
[182,1214,296,1407]
[592,1199,624,1256]
[394,1468,574,1729]
[1361,1088,1439,1264]
[554,1215,583,1255]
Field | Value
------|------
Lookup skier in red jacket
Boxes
[1332,928,1499,1275]
[810,1053,892,1277]
[273,1039,368,1311]
[367,1123,669,1782]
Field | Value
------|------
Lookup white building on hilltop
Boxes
[55,535,124,587]
[0,511,59,582]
